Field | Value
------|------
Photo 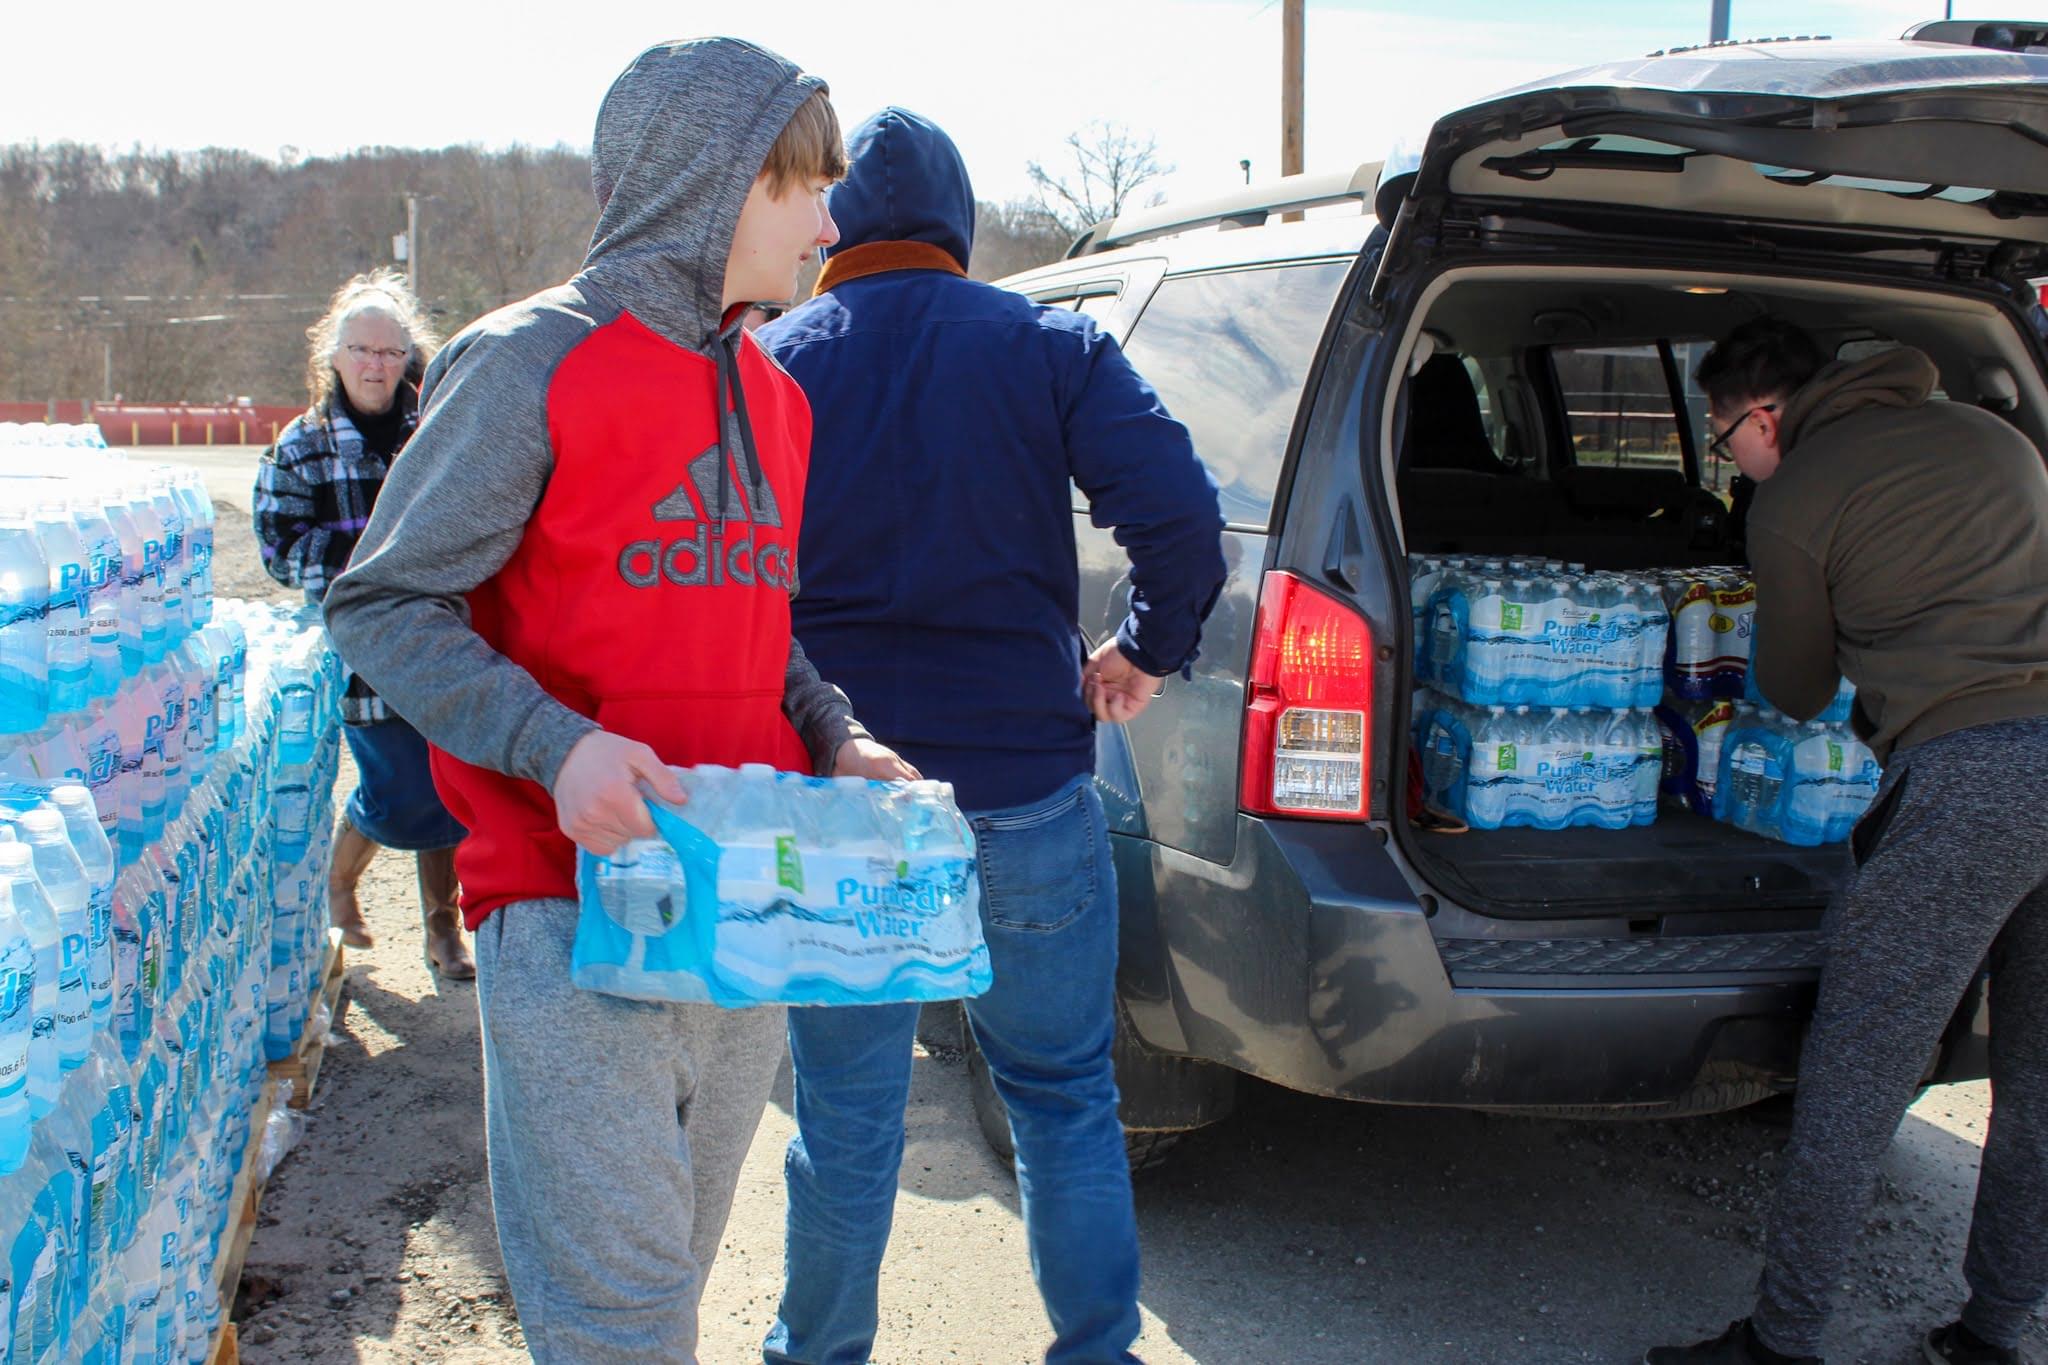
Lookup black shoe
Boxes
[1924,1323,2021,1365]
[1644,1319,1822,1365]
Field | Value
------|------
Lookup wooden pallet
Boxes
[266,928,347,1110]
[203,1075,279,1365]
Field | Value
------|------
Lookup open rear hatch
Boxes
[1380,36,2048,920]
[1374,37,2048,282]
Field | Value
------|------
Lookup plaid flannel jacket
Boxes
[253,392,417,724]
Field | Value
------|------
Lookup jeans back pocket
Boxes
[972,783,1099,934]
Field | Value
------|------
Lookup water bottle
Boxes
[146,478,187,650]
[1418,697,1473,815]
[1,1156,53,1364]
[69,492,125,706]
[0,500,49,737]
[98,487,150,679]
[33,496,93,720]
[1633,579,1671,708]
[154,661,189,826]
[171,473,213,631]
[127,487,171,667]
[1630,709,1662,827]
[712,764,799,910]
[19,808,92,1072]
[0,840,61,1126]
[1536,708,1583,829]
[1465,577,1508,705]
[1717,705,1792,840]
[1546,573,1594,709]
[1427,568,1473,701]
[1409,557,1444,683]
[0,880,34,1175]
[1461,706,1512,830]
[53,785,116,1040]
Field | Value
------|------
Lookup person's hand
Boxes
[551,730,687,856]
[1083,639,1165,725]
[833,737,922,782]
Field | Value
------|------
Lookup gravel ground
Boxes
[175,453,2035,1365]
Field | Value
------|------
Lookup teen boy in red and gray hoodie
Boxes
[324,39,912,1363]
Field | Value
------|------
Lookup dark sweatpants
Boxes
[1751,716,2048,1357]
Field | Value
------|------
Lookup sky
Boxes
[4,0,1939,207]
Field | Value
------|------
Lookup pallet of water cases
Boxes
[203,1076,279,1365]
[265,928,347,1111]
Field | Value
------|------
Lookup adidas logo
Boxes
[618,443,795,590]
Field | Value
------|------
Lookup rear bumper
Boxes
[1113,817,1987,1108]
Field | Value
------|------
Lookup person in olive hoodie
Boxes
[1649,318,2048,1365]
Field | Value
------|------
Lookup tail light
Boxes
[1239,570,1374,820]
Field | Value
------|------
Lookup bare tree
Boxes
[1026,122,1174,237]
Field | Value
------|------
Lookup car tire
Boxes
[962,1017,1185,1176]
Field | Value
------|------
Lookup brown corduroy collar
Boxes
[813,240,966,296]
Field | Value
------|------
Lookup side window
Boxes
[1551,345,1684,476]
[1073,292,1119,322]
[1116,261,1351,528]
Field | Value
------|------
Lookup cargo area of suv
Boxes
[1388,265,2048,920]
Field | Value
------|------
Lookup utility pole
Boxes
[1710,0,1730,42]
[1281,0,1304,221]
[405,193,422,299]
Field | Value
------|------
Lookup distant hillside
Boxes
[0,143,1070,406]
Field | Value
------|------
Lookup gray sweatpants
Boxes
[475,898,788,1364]
[1751,717,2048,1357]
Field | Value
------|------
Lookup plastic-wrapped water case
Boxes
[573,766,992,1008]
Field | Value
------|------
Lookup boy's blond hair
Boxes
[760,88,847,194]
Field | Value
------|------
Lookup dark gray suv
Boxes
[950,23,2048,1167]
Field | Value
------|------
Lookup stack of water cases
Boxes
[0,424,346,1363]
[1409,555,1881,846]
[1410,557,1669,831]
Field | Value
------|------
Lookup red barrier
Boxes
[0,400,90,425]
[92,402,302,447]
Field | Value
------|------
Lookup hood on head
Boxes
[824,108,975,270]
[585,37,827,351]
[1782,346,1940,451]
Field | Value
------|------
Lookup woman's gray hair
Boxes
[304,268,440,405]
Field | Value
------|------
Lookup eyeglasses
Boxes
[342,344,408,365]
[1707,403,1777,460]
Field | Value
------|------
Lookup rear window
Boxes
[1118,261,1350,528]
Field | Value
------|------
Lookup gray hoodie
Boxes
[324,38,864,790]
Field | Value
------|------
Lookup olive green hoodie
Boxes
[1747,345,2048,761]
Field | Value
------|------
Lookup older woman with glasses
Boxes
[253,269,474,979]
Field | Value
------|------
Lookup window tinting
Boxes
[1117,262,1350,528]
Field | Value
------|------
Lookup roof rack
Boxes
[1064,161,1383,259]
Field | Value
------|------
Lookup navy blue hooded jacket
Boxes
[759,108,1225,812]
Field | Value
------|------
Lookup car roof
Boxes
[996,213,1371,293]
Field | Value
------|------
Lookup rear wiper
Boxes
[1480,137,1697,182]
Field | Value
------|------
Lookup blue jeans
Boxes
[763,774,1141,1365]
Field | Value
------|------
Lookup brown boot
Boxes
[328,815,380,949]
[417,847,475,981]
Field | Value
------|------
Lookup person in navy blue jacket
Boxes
[757,108,1224,1365]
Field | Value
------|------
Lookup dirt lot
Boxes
[183,454,2032,1365]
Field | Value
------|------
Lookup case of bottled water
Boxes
[1416,692,1660,831]
[1413,556,1669,711]
[1660,571,1755,701]
[575,767,992,1007]
[1408,553,1883,846]
[0,427,338,1361]
[1713,704,1882,846]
